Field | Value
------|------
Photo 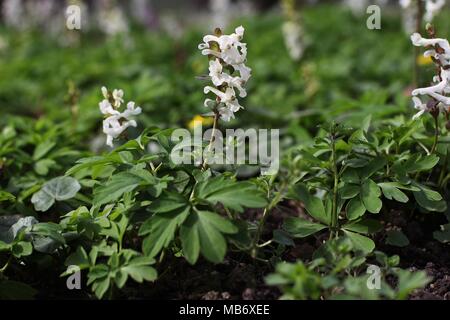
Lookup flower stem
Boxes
[251,180,286,259]
[202,111,219,171]
[430,116,439,154]
[330,131,339,232]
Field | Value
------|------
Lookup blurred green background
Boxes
[0,0,448,145]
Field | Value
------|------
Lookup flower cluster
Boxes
[400,0,445,25]
[424,0,446,22]
[198,26,252,122]
[99,86,141,147]
[410,30,450,119]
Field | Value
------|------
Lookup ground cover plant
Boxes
[0,0,449,300]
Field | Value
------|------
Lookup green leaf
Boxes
[412,183,446,212]
[0,241,11,251]
[31,223,66,244]
[180,216,200,265]
[343,230,375,253]
[123,265,157,283]
[12,241,33,258]
[362,115,372,132]
[64,246,90,271]
[410,155,440,172]
[34,159,56,176]
[272,229,295,246]
[386,230,410,247]
[141,207,190,257]
[339,184,360,199]
[66,155,121,176]
[283,217,327,238]
[31,176,81,212]
[343,219,382,235]
[379,183,409,203]
[346,197,366,221]
[148,192,189,213]
[114,270,128,289]
[195,176,267,212]
[33,141,56,160]
[196,211,234,263]
[360,179,382,214]
[290,184,330,225]
[93,172,143,206]
[180,210,238,264]
[92,277,110,300]
[393,154,439,174]
[395,270,430,300]
[433,224,450,243]
[0,281,37,300]
[0,191,15,203]
[358,156,386,180]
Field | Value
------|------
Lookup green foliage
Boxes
[266,238,430,300]
[0,4,447,300]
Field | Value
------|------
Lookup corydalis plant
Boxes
[199,26,252,122]
[99,86,142,147]
[410,26,450,121]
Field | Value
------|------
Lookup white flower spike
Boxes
[199,26,251,121]
[410,29,450,119]
[99,87,142,147]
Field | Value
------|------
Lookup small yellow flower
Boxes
[417,55,433,66]
[187,115,214,129]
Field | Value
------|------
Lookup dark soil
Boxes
[377,211,450,300]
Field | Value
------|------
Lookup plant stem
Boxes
[0,257,11,273]
[330,133,339,232]
[202,111,219,171]
[251,181,286,258]
[430,116,439,154]
[438,151,448,188]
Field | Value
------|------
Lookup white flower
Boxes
[400,0,446,27]
[98,4,128,36]
[122,101,142,118]
[99,99,119,116]
[412,96,427,119]
[2,0,24,28]
[399,0,412,8]
[101,86,108,99]
[204,86,243,112]
[424,0,446,22]
[217,106,235,122]
[199,26,251,121]
[199,26,251,81]
[208,59,247,97]
[282,21,304,61]
[98,87,142,147]
[101,86,125,108]
[410,32,450,118]
[112,89,124,107]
